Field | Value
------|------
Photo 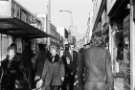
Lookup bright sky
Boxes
[15,0,92,40]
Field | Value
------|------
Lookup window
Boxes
[0,34,11,61]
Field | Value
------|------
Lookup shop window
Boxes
[0,34,12,61]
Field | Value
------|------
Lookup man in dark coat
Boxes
[34,44,47,83]
[62,44,78,90]
[74,47,86,90]
[83,36,114,90]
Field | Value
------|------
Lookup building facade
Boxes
[0,0,47,61]
[49,23,61,47]
[107,0,130,90]
[90,0,132,90]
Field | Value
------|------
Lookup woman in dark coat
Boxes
[36,45,65,90]
[0,44,25,90]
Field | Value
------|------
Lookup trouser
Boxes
[84,82,108,90]
[62,74,74,90]
[50,86,61,90]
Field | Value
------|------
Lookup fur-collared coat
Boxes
[41,54,65,90]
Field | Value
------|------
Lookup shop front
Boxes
[131,0,135,89]
[107,0,130,90]
[0,0,48,61]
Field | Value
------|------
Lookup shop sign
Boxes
[12,0,32,24]
[107,0,117,14]
[11,0,42,29]
[31,23,41,30]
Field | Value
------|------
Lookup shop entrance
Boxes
[109,0,130,90]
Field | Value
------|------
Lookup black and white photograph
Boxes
[0,0,134,90]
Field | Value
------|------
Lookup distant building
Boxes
[85,0,93,44]
[49,23,61,47]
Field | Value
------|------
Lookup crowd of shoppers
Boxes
[0,43,80,90]
[0,38,113,90]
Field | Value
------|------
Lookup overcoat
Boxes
[41,55,65,90]
[83,46,113,90]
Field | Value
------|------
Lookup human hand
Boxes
[36,79,43,88]
[66,57,70,64]
[61,77,64,82]
[74,80,79,86]
[35,76,40,81]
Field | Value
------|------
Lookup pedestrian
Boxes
[34,44,47,85]
[62,44,78,90]
[36,45,65,90]
[83,35,114,90]
[21,41,34,89]
[59,48,65,90]
[73,48,85,90]
[0,44,24,90]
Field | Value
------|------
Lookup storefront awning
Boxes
[0,18,49,39]
[108,0,129,20]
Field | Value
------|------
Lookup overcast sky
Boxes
[15,0,92,40]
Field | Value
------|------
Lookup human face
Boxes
[70,45,74,51]
[7,49,16,61]
[60,50,64,57]
[50,48,57,57]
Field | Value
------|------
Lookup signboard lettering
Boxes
[12,1,31,24]
[11,0,42,29]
